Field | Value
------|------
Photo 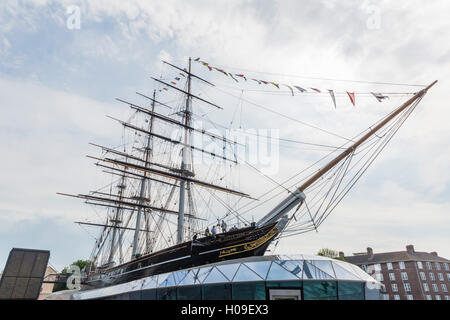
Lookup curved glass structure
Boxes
[67,255,382,300]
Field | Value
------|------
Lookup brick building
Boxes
[344,245,450,300]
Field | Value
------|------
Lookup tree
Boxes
[317,248,345,261]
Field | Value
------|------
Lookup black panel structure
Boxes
[0,248,50,300]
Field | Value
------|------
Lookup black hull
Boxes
[84,223,279,289]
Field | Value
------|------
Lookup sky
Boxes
[0,0,449,272]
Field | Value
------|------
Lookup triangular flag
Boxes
[194,57,200,61]
[310,88,321,93]
[260,80,269,85]
[271,82,280,89]
[328,89,337,109]
[170,81,177,85]
[294,86,307,93]
[347,92,356,106]
[371,92,389,102]
[236,74,247,81]
[252,79,262,84]
[179,73,186,77]
[283,84,294,96]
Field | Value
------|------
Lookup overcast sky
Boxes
[1,0,449,271]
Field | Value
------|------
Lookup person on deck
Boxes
[221,220,227,233]
[205,227,211,237]
[211,225,217,238]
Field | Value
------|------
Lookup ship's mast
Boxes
[131,90,156,259]
[177,57,193,244]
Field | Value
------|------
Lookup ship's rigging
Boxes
[58,57,436,273]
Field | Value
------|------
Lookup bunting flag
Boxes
[371,92,389,102]
[347,92,356,106]
[328,89,337,109]
[175,77,181,81]
[283,84,294,96]
[294,86,307,93]
[192,59,399,107]
[271,82,280,89]
[170,81,177,85]
[214,67,229,76]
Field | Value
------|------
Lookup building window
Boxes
[401,272,408,281]
[399,261,405,269]
[404,283,411,292]
[303,281,337,300]
[337,282,364,300]
[423,283,429,292]
[420,272,426,281]
[435,295,441,300]
[429,273,435,281]
[389,273,396,281]
[382,294,389,300]
[426,295,432,300]
[393,294,400,300]
[438,273,444,281]
[375,273,384,282]
[426,262,432,270]
[432,284,439,292]
[444,263,449,271]
[177,286,202,300]
[441,284,448,293]
[374,264,381,271]
[417,261,423,269]
[391,283,398,292]
[435,262,441,271]
[406,294,413,300]
[202,284,232,300]
[403,283,411,292]
[361,264,367,272]
[447,273,450,281]
[445,296,450,300]
[232,282,266,300]
[387,262,393,270]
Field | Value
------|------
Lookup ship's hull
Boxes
[84,222,279,289]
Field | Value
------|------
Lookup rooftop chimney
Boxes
[430,251,438,256]
[406,245,415,254]
[367,247,374,259]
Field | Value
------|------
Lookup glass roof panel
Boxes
[267,261,299,280]
[203,267,229,284]
[331,263,361,281]
[141,276,158,290]
[303,262,334,280]
[216,263,240,281]
[178,270,197,286]
[196,267,213,283]
[277,260,304,277]
[310,260,336,278]
[333,260,366,280]
[243,261,271,279]
[233,264,263,282]
[173,270,189,285]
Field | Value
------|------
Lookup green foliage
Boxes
[317,248,345,261]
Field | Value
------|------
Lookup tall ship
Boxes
[59,57,436,289]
